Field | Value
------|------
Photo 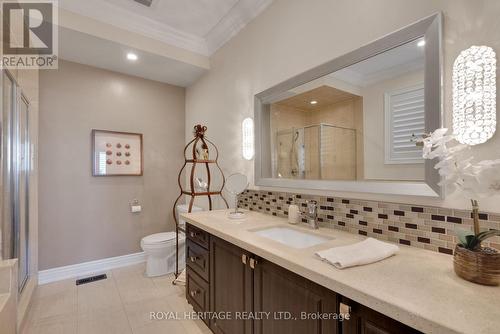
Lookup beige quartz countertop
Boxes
[181,209,500,334]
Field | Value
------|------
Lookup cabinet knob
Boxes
[189,256,199,263]
[339,302,351,320]
[249,258,258,269]
[242,254,248,265]
[190,289,200,297]
[190,231,199,238]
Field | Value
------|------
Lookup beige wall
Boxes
[270,103,307,131]
[39,60,185,270]
[362,69,425,181]
[307,99,357,128]
[186,0,500,212]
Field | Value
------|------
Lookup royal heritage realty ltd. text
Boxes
[150,311,349,321]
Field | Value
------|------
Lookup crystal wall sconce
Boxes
[453,46,497,145]
[242,117,255,160]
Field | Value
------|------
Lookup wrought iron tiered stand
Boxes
[172,125,228,281]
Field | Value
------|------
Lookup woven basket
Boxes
[453,245,500,286]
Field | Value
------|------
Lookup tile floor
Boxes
[22,264,211,334]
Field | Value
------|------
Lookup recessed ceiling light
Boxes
[310,100,318,105]
[127,53,138,61]
[417,40,426,47]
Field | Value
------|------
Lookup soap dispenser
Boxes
[288,203,300,225]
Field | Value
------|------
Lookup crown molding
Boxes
[205,0,274,55]
[57,0,274,57]
[57,0,209,55]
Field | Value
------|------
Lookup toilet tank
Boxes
[176,204,202,230]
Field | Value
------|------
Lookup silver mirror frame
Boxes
[254,13,443,198]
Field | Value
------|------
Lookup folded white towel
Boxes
[315,238,399,269]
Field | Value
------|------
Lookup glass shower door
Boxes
[304,125,320,179]
[2,72,16,262]
[1,71,30,292]
[15,95,30,292]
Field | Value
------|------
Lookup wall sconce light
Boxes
[242,117,254,160]
[453,45,496,145]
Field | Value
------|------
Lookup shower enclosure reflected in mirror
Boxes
[272,38,425,182]
[255,13,442,197]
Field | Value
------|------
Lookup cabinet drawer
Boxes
[187,239,210,282]
[186,269,210,324]
[187,224,209,249]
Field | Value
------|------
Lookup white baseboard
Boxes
[38,252,146,285]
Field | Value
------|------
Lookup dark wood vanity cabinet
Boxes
[253,257,339,334]
[340,297,421,334]
[185,224,421,334]
[210,236,254,334]
[186,225,212,326]
[209,236,338,334]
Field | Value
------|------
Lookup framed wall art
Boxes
[92,129,143,176]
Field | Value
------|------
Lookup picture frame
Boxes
[92,129,143,176]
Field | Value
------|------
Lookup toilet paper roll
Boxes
[288,205,300,224]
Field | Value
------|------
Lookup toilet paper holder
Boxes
[130,199,142,213]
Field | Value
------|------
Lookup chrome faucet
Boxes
[302,200,319,229]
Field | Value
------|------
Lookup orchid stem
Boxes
[471,199,480,236]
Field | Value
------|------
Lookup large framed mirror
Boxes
[255,13,442,197]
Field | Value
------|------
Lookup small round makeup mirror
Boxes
[226,173,249,219]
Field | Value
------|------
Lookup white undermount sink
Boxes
[253,226,332,249]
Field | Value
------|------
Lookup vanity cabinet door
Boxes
[340,297,421,334]
[253,258,339,334]
[210,236,253,334]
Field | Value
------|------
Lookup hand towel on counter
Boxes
[315,238,399,269]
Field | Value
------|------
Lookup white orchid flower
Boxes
[422,128,500,198]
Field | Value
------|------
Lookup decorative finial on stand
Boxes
[193,125,207,138]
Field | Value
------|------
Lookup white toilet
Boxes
[140,205,202,277]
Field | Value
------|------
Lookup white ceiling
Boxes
[104,0,239,37]
[59,27,207,87]
[265,38,426,103]
[58,0,274,56]
[55,0,273,86]
[330,38,425,87]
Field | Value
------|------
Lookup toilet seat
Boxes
[142,232,176,245]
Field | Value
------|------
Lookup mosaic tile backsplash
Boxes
[238,190,500,255]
